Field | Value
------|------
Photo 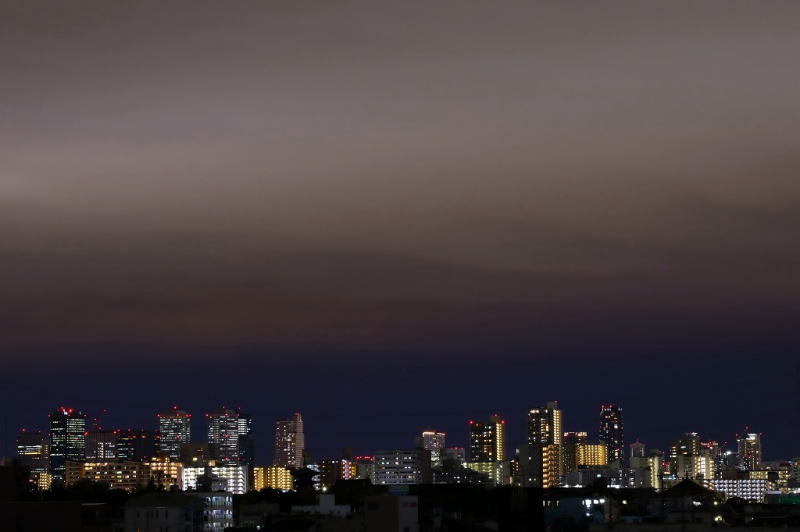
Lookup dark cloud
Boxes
[1,1,799,356]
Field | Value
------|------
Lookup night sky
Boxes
[2,2,799,462]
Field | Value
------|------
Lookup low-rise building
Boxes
[292,493,351,517]
[708,478,775,502]
[465,461,511,486]
[125,492,233,531]
[66,460,151,492]
[364,495,419,532]
[254,465,294,491]
[147,456,183,490]
[182,464,249,494]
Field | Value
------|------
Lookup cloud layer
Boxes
[2,1,799,353]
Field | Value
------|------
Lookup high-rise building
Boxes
[16,429,49,477]
[157,407,191,460]
[699,440,729,478]
[237,413,254,467]
[116,429,157,461]
[670,432,700,462]
[48,407,87,484]
[419,431,446,467]
[273,413,305,469]
[648,450,665,490]
[599,404,624,465]
[319,459,347,490]
[516,442,560,488]
[207,408,242,465]
[528,402,563,446]
[85,429,118,461]
[693,453,715,480]
[562,431,588,474]
[528,402,563,483]
[737,431,762,471]
[468,414,506,462]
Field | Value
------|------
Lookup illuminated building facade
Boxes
[273,412,305,469]
[670,432,700,466]
[182,464,249,494]
[648,453,663,490]
[253,466,294,491]
[340,459,357,480]
[465,461,511,486]
[207,408,242,465]
[469,414,506,462]
[31,471,52,491]
[420,431,446,467]
[562,432,588,474]
[268,466,294,490]
[253,466,267,490]
[211,465,249,494]
[528,402,563,447]
[540,445,561,488]
[526,403,563,487]
[157,407,192,461]
[580,444,608,466]
[599,404,624,465]
[708,478,774,502]
[699,440,730,478]
[181,466,211,492]
[374,449,432,485]
[66,461,151,492]
[16,429,49,478]
[737,431,762,471]
[48,407,87,484]
[316,458,357,489]
[147,457,184,490]
[693,453,715,480]
[516,442,560,488]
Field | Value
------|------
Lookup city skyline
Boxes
[9,401,780,468]
[3,348,795,462]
